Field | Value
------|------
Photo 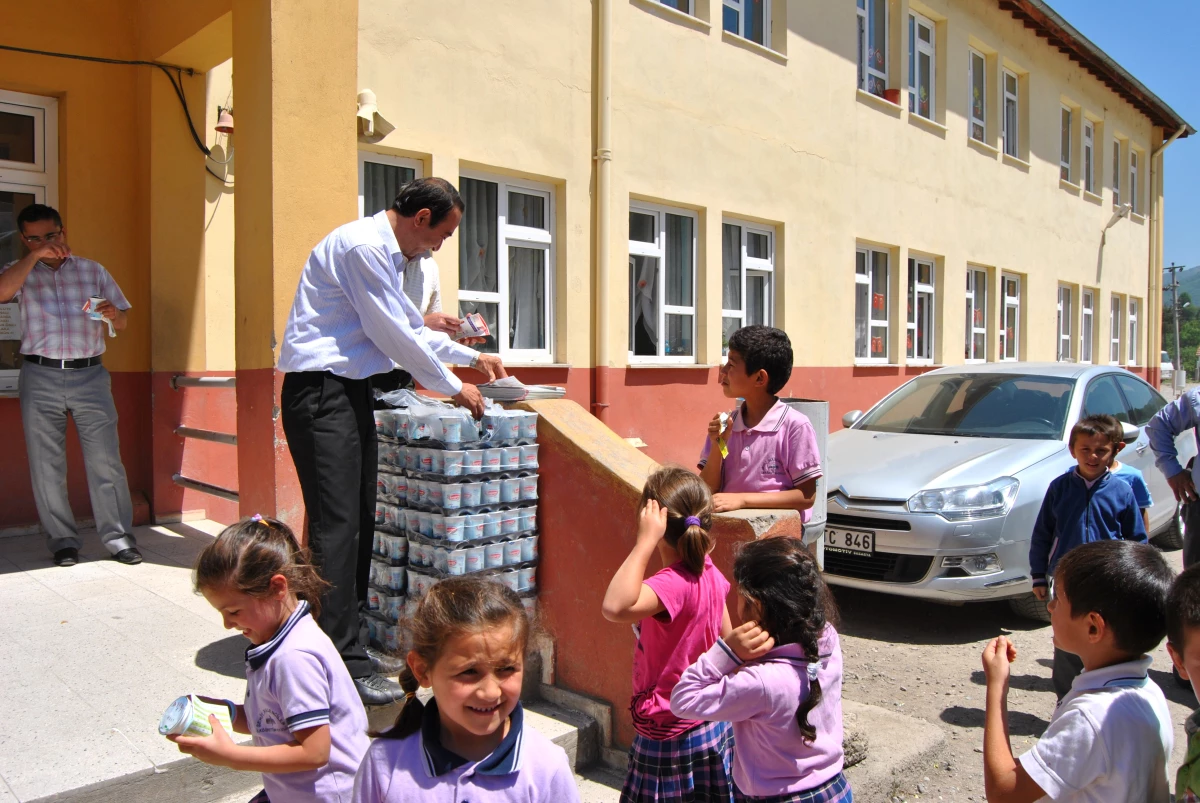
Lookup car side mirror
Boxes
[842,410,864,428]
[1120,421,1141,444]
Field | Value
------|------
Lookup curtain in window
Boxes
[665,214,693,307]
[631,255,659,355]
[508,246,545,350]
[722,224,741,311]
[363,163,415,216]
[459,178,498,294]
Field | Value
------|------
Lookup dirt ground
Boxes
[833,546,1195,802]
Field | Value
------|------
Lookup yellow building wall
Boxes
[358,0,1162,371]
[204,59,237,371]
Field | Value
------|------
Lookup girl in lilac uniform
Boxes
[671,536,851,802]
[353,577,579,802]
[602,466,736,802]
[172,516,369,803]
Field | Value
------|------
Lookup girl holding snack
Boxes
[170,516,369,803]
[602,466,735,802]
[352,577,578,802]
[670,536,850,802]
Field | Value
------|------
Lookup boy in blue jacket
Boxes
[1029,413,1147,700]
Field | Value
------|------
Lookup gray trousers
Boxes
[18,361,135,554]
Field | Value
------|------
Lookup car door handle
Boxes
[1136,442,1148,453]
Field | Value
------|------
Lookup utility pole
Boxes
[1166,263,1185,385]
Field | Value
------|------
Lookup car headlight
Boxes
[907,477,1020,520]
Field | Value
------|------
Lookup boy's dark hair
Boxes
[1054,540,1174,656]
[1166,564,1200,652]
[640,465,715,576]
[17,203,62,233]
[733,536,839,744]
[727,326,793,395]
[392,177,464,227]
[1068,414,1123,450]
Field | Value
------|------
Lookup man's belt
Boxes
[24,354,102,370]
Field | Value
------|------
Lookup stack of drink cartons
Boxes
[367,403,540,653]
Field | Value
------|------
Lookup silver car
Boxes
[823,363,1194,620]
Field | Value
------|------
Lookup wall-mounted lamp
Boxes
[215,106,234,135]
[356,89,394,139]
[1100,202,1132,246]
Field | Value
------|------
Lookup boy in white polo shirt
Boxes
[980,539,1174,803]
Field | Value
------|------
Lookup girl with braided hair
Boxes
[671,536,851,802]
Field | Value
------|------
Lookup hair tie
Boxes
[807,663,819,682]
[250,513,264,523]
[684,516,703,528]
[404,690,417,701]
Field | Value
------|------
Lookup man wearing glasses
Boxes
[0,204,139,568]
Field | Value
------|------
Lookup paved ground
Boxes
[833,543,1195,802]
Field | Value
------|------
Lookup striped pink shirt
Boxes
[1,256,130,359]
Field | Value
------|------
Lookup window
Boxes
[657,0,692,12]
[358,152,421,217]
[458,174,554,361]
[1000,274,1020,360]
[968,49,986,141]
[1109,296,1123,364]
[908,13,935,120]
[1083,120,1095,193]
[723,0,769,46]
[1056,286,1073,361]
[857,0,888,96]
[629,204,696,361]
[855,247,889,362]
[1112,139,1121,207]
[1130,151,1140,214]
[1082,375,1131,422]
[906,258,935,362]
[1002,70,1019,158]
[1080,289,1094,363]
[721,221,774,352]
[1128,298,1139,365]
[1059,106,1072,181]
[965,268,987,362]
[1114,373,1166,426]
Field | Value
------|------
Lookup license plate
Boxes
[825,527,875,555]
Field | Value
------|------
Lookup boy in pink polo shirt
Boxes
[699,326,822,522]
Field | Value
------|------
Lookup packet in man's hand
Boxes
[455,312,490,341]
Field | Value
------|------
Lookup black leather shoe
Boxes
[112,547,143,565]
[354,673,403,707]
[366,645,407,676]
[53,548,78,567]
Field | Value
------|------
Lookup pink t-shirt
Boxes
[699,400,823,523]
[629,555,730,740]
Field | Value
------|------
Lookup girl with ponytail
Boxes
[671,536,851,802]
[602,466,736,802]
[173,516,369,803]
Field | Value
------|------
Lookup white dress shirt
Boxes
[277,211,476,396]
[402,254,442,315]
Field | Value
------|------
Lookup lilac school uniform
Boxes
[351,700,579,802]
[244,601,369,803]
[670,625,846,799]
[698,400,823,523]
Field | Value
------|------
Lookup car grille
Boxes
[823,550,933,583]
[826,513,912,532]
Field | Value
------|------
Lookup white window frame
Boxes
[458,171,555,364]
[1130,150,1140,215]
[1002,70,1019,159]
[1112,139,1122,208]
[1109,295,1123,365]
[965,268,988,363]
[357,152,422,218]
[855,247,891,365]
[1057,285,1073,362]
[907,13,936,120]
[0,89,59,394]
[1000,273,1020,361]
[629,202,698,364]
[968,49,987,142]
[1059,106,1072,182]
[857,0,888,96]
[1128,298,1139,366]
[657,0,694,13]
[723,0,771,46]
[906,257,935,363]
[721,220,775,350]
[1080,289,1094,364]
[1082,120,1095,193]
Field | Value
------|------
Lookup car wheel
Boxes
[1008,593,1051,623]
[1151,504,1186,552]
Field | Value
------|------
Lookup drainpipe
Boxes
[1149,126,1186,384]
[592,0,613,422]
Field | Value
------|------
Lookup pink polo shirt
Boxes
[698,400,823,523]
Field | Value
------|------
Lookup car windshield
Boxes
[856,373,1075,439]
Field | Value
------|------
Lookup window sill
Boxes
[967,136,1000,156]
[964,359,987,365]
[1130,212,1146,224]
[627,363,715,369]
[908,113,948,137]
[632,0,711,31]
[1002,153,1031,172]
[854,360,896,367]
[1083,190,1103,205]
[905,360,936,367]
[721,31,787,63]
[505,362,572,369]
[856,89,903,117]
[1059,178,1081,195]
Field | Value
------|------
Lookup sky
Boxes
[1047,0,1199,270]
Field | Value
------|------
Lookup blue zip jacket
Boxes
[1028,468,1147,588]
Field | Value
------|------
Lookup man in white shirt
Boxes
[278,177,503,706]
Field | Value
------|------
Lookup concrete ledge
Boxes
[842,700,946,801]
[25,754,259,803]
[539,683,614,750]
